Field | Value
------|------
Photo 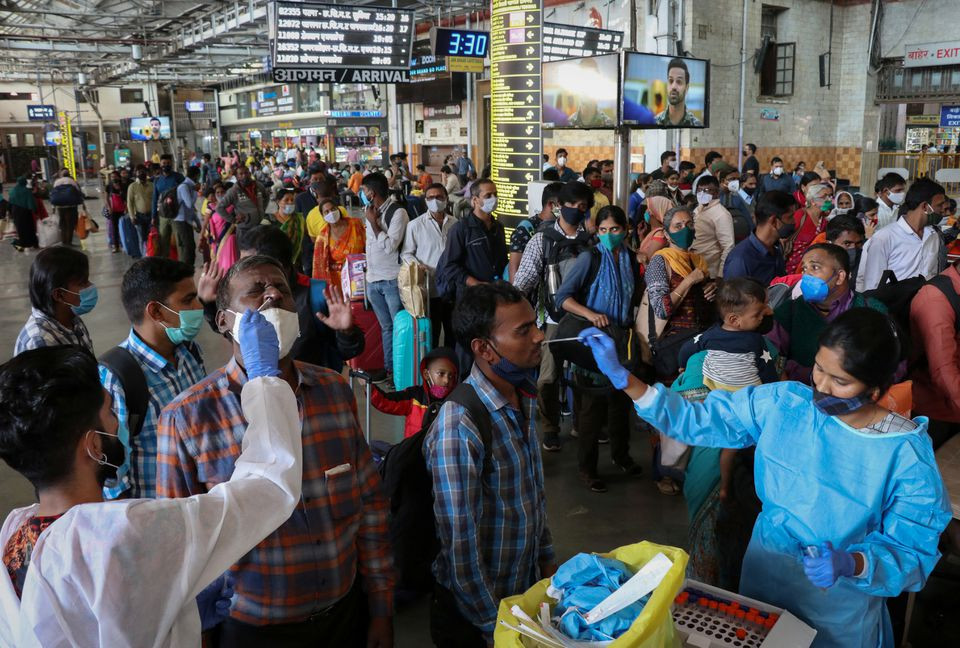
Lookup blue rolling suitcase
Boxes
[119,215,142,258]
[392,309,432,391]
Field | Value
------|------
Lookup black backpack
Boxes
[99,344,203,438]
[862,270,928,338]
[49,183,83,207]
[542,228,593,322]
[158,186,179,220]
[377,382,492,593]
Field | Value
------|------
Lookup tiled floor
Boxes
[0,190,689,646]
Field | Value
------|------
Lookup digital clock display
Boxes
[433,28,489,58]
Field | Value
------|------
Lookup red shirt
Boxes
[911,266,960,422]
[784,208,825,274]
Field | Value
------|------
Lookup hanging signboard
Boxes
[27,105,56,121]
[904,40,960,68]
[58,111,76,179]
[542,22,622,62]
[940,105,960,128]
[490,0,543,227]
[447,56,484,73]
[270,1,414,83]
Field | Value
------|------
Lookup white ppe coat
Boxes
[0,377,302,648]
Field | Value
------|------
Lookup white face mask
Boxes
[282,204,295,215]
[680,188,692,197]
[557,156,567,167]
[426,198,447,214]
[696,191,713,206]
[772,167,784,176]
[669,160,679,170]
[888,191,905,205]
[727,180,740,193]
[834,206,851,216]
[323,209,341,224]
[481,196,498,213]
[229,307,300,359]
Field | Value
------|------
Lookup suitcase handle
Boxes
[349,368,372,383]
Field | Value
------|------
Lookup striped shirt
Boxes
[156,357,393,624]
[424,364,554,638]
[14,308,93,356]
[99,329,207,499]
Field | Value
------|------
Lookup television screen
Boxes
[622,52,709,128]
[44,130,60,146]
[541,53,619,129]
[129,116,171,141]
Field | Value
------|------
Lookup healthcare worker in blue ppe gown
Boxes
[579,307,950,648]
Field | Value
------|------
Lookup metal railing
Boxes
[876,152,960,196]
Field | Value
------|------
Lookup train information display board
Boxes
[270,1,414,83]
[490,0,543,227]
[543,22,622,62]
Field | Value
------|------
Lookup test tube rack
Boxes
[672,580,817,648]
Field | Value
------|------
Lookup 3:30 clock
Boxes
[432,28,489,58]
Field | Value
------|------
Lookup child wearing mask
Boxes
[669,277,780,588]
[370,348,459,438]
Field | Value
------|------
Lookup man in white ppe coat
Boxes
[0,309,302,648]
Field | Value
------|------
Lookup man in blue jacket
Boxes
[151,154,185,258]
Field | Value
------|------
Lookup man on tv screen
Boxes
[655,58,702,127]
[149,117,163,140]
[567,58,615,128]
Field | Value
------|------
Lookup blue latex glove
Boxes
[802,541,856,588]
[196,574,235,631]
[578,327,630,390]
[238,309,281,378]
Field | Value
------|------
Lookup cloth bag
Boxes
[37,214,61,248]
[495,541,688,647]
[397,261,429,318]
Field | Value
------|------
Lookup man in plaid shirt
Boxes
[424,282,556,647]
[157,255,394,647]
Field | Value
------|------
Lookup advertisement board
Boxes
[542,53,618,129]
[621,52,709,129]
[129,116,171,141]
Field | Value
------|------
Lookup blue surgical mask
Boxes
[359,190,371,206]
[282,204,296,215]
[158,303,204,344]
[488,340,538,395]
[62,284,98,315]
[799,273,834,304]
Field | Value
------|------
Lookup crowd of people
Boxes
[0,141,958,648]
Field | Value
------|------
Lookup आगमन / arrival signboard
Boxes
[542,22,622,62]
[490,0,543,228]
[270,1,414,83]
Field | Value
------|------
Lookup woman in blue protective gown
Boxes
[579,307,950,648]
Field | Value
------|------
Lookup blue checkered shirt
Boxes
[423,364,554,638]
[99,329,206,499]
[14,308,93,356]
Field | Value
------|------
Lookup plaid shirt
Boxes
[99,329,207,499]
[14,308,93,356]
[512,220,586,327]
[423,365,554,637]
[156,357,393,624]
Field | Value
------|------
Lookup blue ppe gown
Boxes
[632,381,951,648]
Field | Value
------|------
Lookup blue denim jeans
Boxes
[366,279,403,372]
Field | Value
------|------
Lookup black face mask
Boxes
[161,166,172,175]
[742,186,756,196]
[137,174,147,182]
[560,205,587,226]
[756,313,774,335]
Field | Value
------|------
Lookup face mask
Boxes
[323,208,341,224]
[487,341,538,394]
[559,205,586,226]
[727,180,740,193]
[62,285,98,315]
[847,247,861,272]
[925,204,942,227]
[230,306,300,359]
[161,166,172,175]
[481,196,498,214]
[359,190,371,206]
[812,389,873,417]
[777,220,796,238]
[668,226,694,249]
[426,198,447,214]
[887,191,905,205]
[557,156,567,167]
[742,186,756,196]
[834,207,850,216]
[158,303,204,345]
[601,173,613,183]
[589,178,602,189]
[634,187,645,198]
[772,167,784,176]
[282,204,296,215]
[669,160,679,170]
[87,426,126,483]
[820,200,834,213]
[428,384,453,400]
[696,191,713,206]
[599,231,626,251]
[137,174,147,182]
[679,188,692,197]
[799,273,834,303]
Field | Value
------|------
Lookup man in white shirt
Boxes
[857,177,946,291]
[361,172,409,382]
[690,175,736,277]
[402,182,458,347]
[874,172,906,229]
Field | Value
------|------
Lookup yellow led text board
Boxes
[58,111,76,179]
[490,0,542,229]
